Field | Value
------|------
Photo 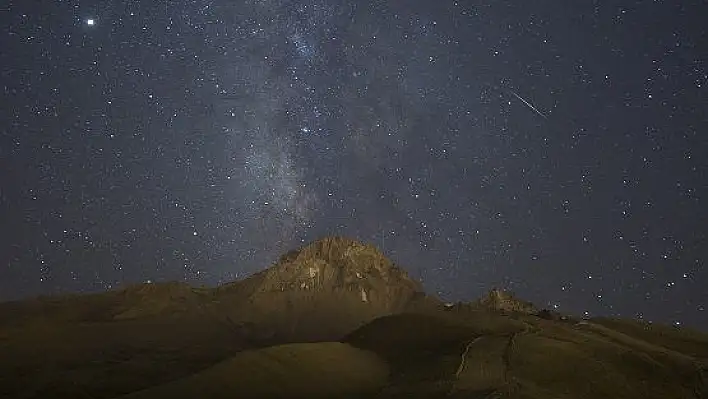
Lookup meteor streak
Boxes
[510,90,548,119]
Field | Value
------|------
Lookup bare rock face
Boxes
[260,236,424,307]
[216,236,437,341]
[477,288,537,314]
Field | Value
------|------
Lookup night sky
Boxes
[1,1,707,328]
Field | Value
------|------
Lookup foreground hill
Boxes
[0,236,706,399]
[114,312,708,399]
[119,342,389,399]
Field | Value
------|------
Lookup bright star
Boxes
[86,19,95,26]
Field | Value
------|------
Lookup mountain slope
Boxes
[118,342,389,399]
[209,236,440,341]
[344,311,707,399]
[0,237,437,398]
[0,236,706,399]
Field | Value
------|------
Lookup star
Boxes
[1,0,706,332]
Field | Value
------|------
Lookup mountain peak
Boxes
[217,236,435,341]
[477,287,538,314]
[278,236,386,266]
[261,236,423,297]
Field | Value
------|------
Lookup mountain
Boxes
[475,287,538,314]
[210,236,440,341]
[0,236,707,399]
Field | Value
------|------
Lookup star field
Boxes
[1,1,707,329]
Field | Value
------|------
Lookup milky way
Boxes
[1,1,707,329]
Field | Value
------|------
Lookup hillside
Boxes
[0,236,706,399]
[118,342,389,399]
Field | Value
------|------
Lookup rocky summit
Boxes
[208,236,440,342]
[0,236,707,399]
[476,287,538,314]
[253,236,427,304]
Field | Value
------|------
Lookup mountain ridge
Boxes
[1,236,707,399]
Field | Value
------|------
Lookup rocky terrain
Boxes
[0,236,706,398]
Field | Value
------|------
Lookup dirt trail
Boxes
[454,336,484,378]
[449,320,536,396]
[501,321,533,383]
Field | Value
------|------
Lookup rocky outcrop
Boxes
[213,236,439,341]
[477,288,537,314]
[256,236,425,307]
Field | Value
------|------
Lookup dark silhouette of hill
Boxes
[0,236,706,399]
